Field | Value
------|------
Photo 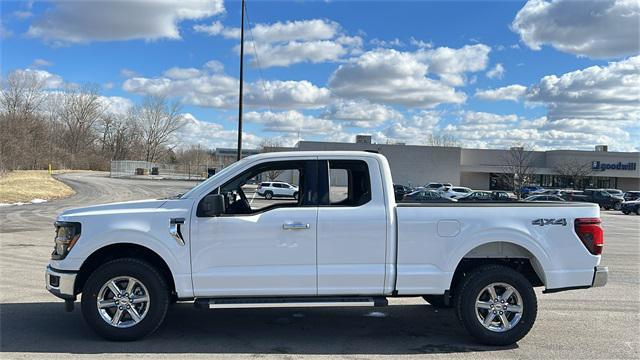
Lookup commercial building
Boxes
[291,140,639,191]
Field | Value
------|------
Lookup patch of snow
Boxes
[30,198,48,204]
[0,203,11,207]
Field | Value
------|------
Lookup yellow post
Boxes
[48,164,52,174]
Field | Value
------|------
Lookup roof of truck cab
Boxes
[243,151,386,160]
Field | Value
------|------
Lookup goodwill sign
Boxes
[591,161,637,171]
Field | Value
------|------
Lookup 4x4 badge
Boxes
[532,218,567,226]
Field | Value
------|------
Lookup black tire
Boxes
[604,205,611,210]
[423,295,451,308]
[293,192,299,200]
[81,258,170,341]
[455,265,537,346]
[264,191,273,200]
[623,211,630,215]
[613,202,622,211]
[636,207,640,215]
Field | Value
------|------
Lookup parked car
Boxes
[621,200,640,215]
[402,190,457,202]
[623,191,640,201]
[45,151,607,345]
[568,189,624,210]
[457,191,514,202]
[521,185,544,197]
[423,182,453,191]
[604,189,624,197]
[393,184,413,202]
[440,186,473,199]
[524,195,565,202]
[256,181,298,199]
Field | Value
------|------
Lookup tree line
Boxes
[0,70,185,171]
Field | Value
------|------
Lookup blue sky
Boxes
[1,0,638,151]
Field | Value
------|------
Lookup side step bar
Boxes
[194,296,388,309]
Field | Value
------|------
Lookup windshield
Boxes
[180,158,250,199]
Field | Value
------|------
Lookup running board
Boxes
[194,296,388,309]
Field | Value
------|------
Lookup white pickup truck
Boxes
[46,151,607,345]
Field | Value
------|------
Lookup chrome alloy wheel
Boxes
[475,282,523,332]
[97,276,150,328]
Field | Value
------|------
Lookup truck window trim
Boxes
[197,159,321,218]
[317,159,372,207]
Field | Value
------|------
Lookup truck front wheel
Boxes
[455,265,537,346]
[81,258,170,341]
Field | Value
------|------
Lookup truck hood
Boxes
[57,199,167,219]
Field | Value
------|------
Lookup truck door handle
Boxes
[282,223,310,230]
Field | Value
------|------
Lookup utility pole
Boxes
[236,0,245,161]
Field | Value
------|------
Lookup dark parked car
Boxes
[402,190,456,203]
[566,189,624,210]
[524,195,565,202]
[621,200,640,215]
[393,184,413,201]
[457,191,514,202]
[623,191,640,201]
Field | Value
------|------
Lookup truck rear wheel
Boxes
[455,265,537,346]
[81,258,170,341]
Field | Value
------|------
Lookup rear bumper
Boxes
[543,266,608,294]
[45,265,77,300]
[592,266,608,288]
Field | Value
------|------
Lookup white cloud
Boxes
[12,69,65,89]
[486,63,505,79]
[123,61,331,110]
[175,113,263,150]
[329,48,467,108]
[120,69,139,78]
[370,38,405,48]
[512,0,640,58]
[27,0,225,44]
[475,84,527,102]
[321,99,404,128]
[163,67,202,80]
[244,110,340,135]
[526,55,640,123]
[31,58,53,68]
[410,37,433,49]
[416,44,491,86]
[462,111,518,124]
[195,19,362,67]
[372,110,442,144]
[98,96,134,116]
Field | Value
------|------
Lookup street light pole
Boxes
[236,0,245,161]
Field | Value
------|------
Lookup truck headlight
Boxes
[52,221,81,260]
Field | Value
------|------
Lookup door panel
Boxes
[192,207,318,297]
[316,158,388,295]
[190,159,320,297]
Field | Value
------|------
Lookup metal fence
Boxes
[110,160,218,180]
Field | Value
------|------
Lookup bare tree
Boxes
[136,96,184,162]
[498,145,539,198]
[552,158,593,189]
[259,138,284,180]
[424,133,459,147]
[0,70,49,170]
[56,85,104,157]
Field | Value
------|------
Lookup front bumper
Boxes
[592,266,608,288]
[45,265,77,300]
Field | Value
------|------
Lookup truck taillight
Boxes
[575,218,604,255]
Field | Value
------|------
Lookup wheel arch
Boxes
[447,240,549,295]
[75,243,176,299]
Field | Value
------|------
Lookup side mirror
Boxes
[198,194,226,217]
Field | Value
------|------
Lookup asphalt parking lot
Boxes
[0,171,638,359]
